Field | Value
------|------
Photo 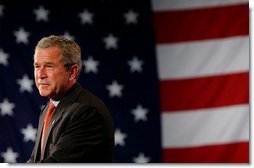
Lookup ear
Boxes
[69,64,79,80]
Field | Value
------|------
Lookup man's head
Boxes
[33,35,82,100]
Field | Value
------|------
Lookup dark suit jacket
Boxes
[27,83,114,163]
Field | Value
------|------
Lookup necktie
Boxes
[41,102,55,157]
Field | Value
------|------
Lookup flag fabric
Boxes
[0,0,249,163]
[0,0,161,163]
[152,0,249,163]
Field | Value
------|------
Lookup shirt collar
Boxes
[50,100,60,107]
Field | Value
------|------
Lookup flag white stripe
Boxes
[152,0,248,11]
[161,104,249,148]
[156,36,249,80]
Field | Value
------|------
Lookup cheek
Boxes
[34,71,37,78]
[34,73,39,85]
[57,77,69,87]
[48,69,70,86]
[52,74,69,87]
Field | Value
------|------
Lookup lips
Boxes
[38,83,50,86]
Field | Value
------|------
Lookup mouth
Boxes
[38,83,50,86]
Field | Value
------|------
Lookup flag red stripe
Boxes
[162,142,249,163]
[153,4,249,44]
[160,72,249,111]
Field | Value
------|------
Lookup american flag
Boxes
[0,0,249,163]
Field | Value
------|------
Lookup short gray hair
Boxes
[35,35,82,78]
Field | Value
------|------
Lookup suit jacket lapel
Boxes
[35,83,83,160]
[40,107,63,159]
[33,105,48,161]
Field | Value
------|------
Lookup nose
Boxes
[37,67,47,79]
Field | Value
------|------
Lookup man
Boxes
[27,35,114,163]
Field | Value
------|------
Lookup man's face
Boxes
[34,46,72,100]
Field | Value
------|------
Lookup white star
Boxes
[0,49,9,66]
[78,9,93,25]
[133,152,150,163]
[124,9,138,24]
[83,56,99,73]
[0,99,15,116]
[63,31,75,41]
[106,80,124,98]
[13,27,30,45]
[1,147,19,163]
[114,129,127,146]
[33,6,50,22]
[21,124,37,142]
[131,104,149,122]
[0,5,4,17]
[16,74,34,93]
[103,34,118,50]
[127,56,144,73]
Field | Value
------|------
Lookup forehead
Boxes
[34,47,62,61]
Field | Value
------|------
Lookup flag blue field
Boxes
[0,0,161,163]
[0,0,249,163]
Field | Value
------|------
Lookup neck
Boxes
[50,81,77,101]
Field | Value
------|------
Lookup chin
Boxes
[39,91,50,97]
[39,93,49,97]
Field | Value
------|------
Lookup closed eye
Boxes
[34,64,40,69]
[45,63,55,68]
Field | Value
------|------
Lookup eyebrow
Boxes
[33,62,56,66]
